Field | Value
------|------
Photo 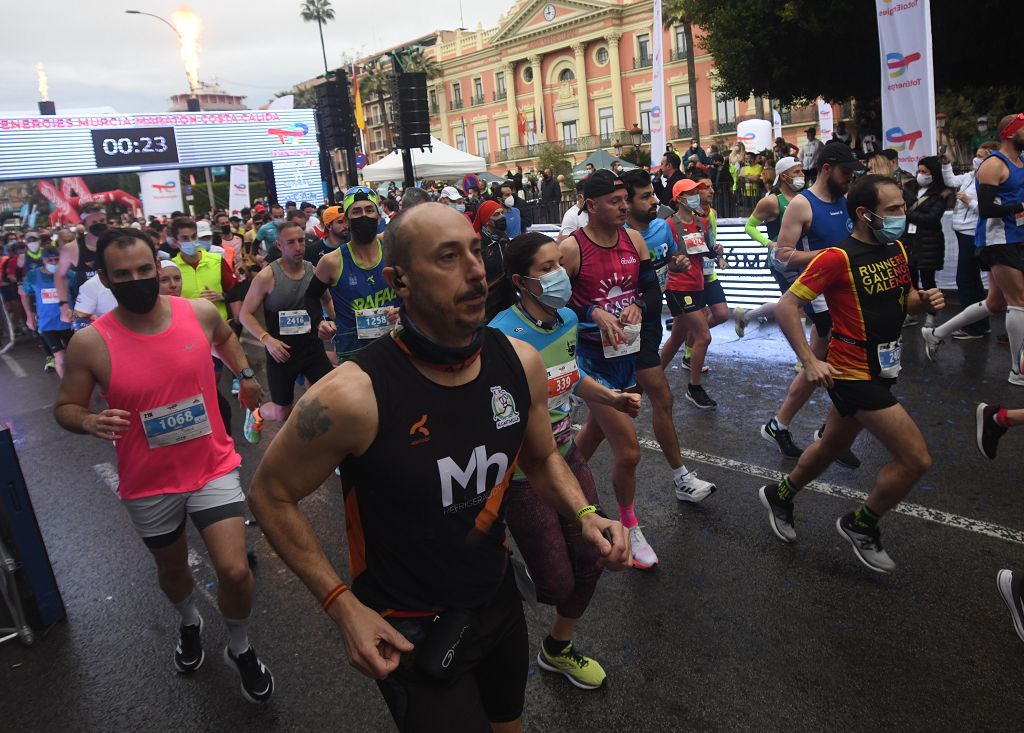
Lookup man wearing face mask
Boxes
[971,115,999,152]
[21,245,73,376]
[759,175,943,573]
[255,204,286,256]
[500,181,531,235]
[473,200,512,321]
[439,186,473,223]
[55,202,106,325]
[309,187,400,363]
[171,217,237,324]
[54,228,274,703]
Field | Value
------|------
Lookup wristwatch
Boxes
[238,367,256,381]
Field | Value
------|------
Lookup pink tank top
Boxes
[567,227,640,343]
[94,296,240,500]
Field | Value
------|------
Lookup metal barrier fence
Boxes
[521,191,764,227]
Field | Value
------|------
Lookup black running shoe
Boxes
[996,569,1024,644]
[813,426,861,468]
[686,384,717,409]
[976,403,1007,460]
[760,418,803,458]
[224,646,275,703]
[174,616,204,674]
[758,485,796,543]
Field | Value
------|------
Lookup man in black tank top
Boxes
[55,202,106,325]
[250,203,629,732]
[238,222,336,443]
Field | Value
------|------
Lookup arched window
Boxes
[558,68,575,82]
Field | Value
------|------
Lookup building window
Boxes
[374,129,383,150]
[562,121,578,146]
[639,101,652,134]
[523,65,534,83]
[473,77,483,101]
[598,107,614,142]
[429,88,437,113]
[455,132,466,152]
[558,68,575,83]
[596,47,609,65]
[499,126,511,151]
[675,26,688,56]
[675,94,692,131]
[637,33,650,62]
[716,96,737,124]
[452,83,462,107]
[476,130,489,157]
[496,71,506,95]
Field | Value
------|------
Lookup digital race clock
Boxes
[90,127,179,168]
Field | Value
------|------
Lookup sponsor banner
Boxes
[228,165,250,213]
[772,108,783,141]
[736,119,772,153]
[649,0,666,168]
[138,170,183,217]
[816,98,834,140]
[876,0,935,172]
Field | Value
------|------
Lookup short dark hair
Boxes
[96,228,157,271]
[620,169,653,201]
[168,216,196,236]
[286,210,306,223]
[846,174,900,220]
[503,231,552,281]
[401,187,431,210]
[664,151,681,170]
[278,221,305,241]
[382,210,413,269]
[270,204,284,213]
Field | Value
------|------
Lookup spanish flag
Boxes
[352,65,365,131]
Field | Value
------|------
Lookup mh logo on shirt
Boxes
[437,445,509,512]
[885,127,923,152]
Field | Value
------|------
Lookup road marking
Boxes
[1,354,26,378]
[572,425,1024,546]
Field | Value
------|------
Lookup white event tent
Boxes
[360,137,486,182]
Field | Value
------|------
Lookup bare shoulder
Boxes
[315,247,341,279]
[292,361,378,449]
[187,296,220,322]
[508,337,545,379]
[65,323,105,362]
[784,193,811,217]
[557,235,580,270]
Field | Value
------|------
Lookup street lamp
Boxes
[124,9,199,110]
[629,123,643,165]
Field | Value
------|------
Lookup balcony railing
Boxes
[429,102,439,115]
[673,126,694,140]
[668,49,689,62]
[779,109,793,124]
[711,120,737,134]
[493,89,507,102]
[633,55,652,69]
[489,131,637,162]
[449,99,463,111]
[471,94,485,106]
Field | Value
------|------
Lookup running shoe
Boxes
[996,569,1024,644]
[758,484,796,543]
[628,526,658,570]
[1009,371,1024,387]
[243,407,263,445]
[836,512,895,574]
[231,378,240,396]
[43,356,55,372]
[686,384,717,409]
[173,616,204,674]
[224,646,274,703]
[812,427,861,469]
[921,326,943,362]
[681,356,710,374]
[952,329,988,340]
[674,471,716,502]
[536,642,607,690]
[975,403,1007,459]
[761,418,803,458]
[733,307,747,338]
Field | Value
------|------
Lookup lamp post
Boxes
[629,123,643,166]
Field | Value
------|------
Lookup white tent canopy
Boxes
[360,137,486,182]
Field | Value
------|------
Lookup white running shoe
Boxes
[733,307,747,338]
[1009,371,1024,387]
[628,526,658,570]
[921,326,943,362]
[674,471,717,502]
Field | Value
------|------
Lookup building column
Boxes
[530,53,545,142]
[504,62,520,147]
[608,33,625,132]
[571,42,591,137]
[437,83,450,146]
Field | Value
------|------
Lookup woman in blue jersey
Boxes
[489,232,639,691]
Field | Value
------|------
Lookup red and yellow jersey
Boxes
[791,237,911,381]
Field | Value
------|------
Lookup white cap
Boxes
[195,220,213,238]
[160,259,180,269]
[440,185,464,201]
[773,156,801,187]
[130,221,142,230]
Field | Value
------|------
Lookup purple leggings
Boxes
[504,444,603,620]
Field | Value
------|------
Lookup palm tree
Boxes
[664,2,701,141]
[300,0,335,76]
[398,47,442,80]
[360,60,397,148]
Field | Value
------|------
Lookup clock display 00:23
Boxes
[90,127,180,168]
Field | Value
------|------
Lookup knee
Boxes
[693,329,711,347]
[614,442,641,470]
[902,448,932,477]
[215,561,252,590]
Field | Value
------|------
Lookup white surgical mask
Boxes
[684,194,701,210]
[27,240,40,253]
[973,157,984,172]
[916,173,933,187]
[789,176,806,192]
[504,195,515,207]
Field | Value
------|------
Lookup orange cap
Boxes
[672,178,707,200]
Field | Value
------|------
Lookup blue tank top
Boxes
[626,217,677,295]
[800,189,852,251]
[329,241,400,359]
[975,151,1024,247]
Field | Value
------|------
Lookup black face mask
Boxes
[88,222,108,237]
[349,216,378,243]
[393,306,484,372]
[220,225,232,234]
[109,277,159,314]
[492,218,507,231]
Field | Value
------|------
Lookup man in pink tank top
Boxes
[54,229,275,703]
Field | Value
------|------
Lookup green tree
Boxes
[360,60,396,148]
[300,0,335,77]
[398,47,442,80]
[536,143,573,182]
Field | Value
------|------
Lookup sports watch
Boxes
[238,367,257,381]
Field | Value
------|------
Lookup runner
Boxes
[159,260,183,296]
[21,245,73,377]
[737,157,806,336]
[757,175,943,573]
[975,403,1022,460]
[490,231,640,690]
[660,178,717,409]
[310,187,400,364]
[55,202,106,326]
[764,142,864,466]
[922,113,1024,385]
[560,170,660,568]
[695,171,730,336]
[254,204,285,255]
[53,228,274,702]
[310,205,346,265]
[238,221,336,443]
[248,203,628,731]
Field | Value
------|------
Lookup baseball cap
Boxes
[815,142,866,171]
[160,259,181,270]
[195,220,213,238]
[772,156,801,186]
[24,232,39,241]
[583,169,625,200]
[321,205,344,228]
[253,204,267,214]
[342,185,380,214]
[440,185,464,201]
[671,177,706,200]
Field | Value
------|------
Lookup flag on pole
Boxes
[539,106,545,135]
[352,64,365,131]
[517,110,527,137]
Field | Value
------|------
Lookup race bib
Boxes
[682,232,709,256]
[1015,210,1024,228]
[278,309,311,335]
[41,287,59,305]
[355,308,391,339]
[907,223,918,235]
[877,338,902,379]
[140,394,212,449]
[656,265,668,291]
[602,323,641,359]
[546,359,581,411]
[702,257,717,276]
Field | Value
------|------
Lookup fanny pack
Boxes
[414,609,479,681]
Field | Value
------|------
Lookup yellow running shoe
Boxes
[536,642,606,690]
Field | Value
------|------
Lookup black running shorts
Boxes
[978,242,1024,273]
[827,378,898,417]
[666,290,705,316]
[635,319,663,371]
[266,342,332,406]
[39,329,72,354]
[703,278,727,306]
[376,572,528,732]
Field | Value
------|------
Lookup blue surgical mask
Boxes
[198,238,212,251]
[455,203,466,213]
[179,240,199,256]
[865,210,906,244]
[524,266,572,310]
[684,194,701,210]
[45,263,58,274]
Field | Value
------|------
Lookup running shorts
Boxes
[266,342,332,406]
[39,329,72,354]
[703,279,727,307]
[772,269,831,336]
[827,378,898,418]
[635,319,664,371]
[377,571,528,732]
[121,469,246,548]
[666,290,705,316]
[978,242,1024,272]
[0,284,17,302]
[575,340,637,391]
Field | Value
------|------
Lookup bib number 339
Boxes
[141,394,212,449]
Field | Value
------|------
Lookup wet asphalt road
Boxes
[1,308,1022,733]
